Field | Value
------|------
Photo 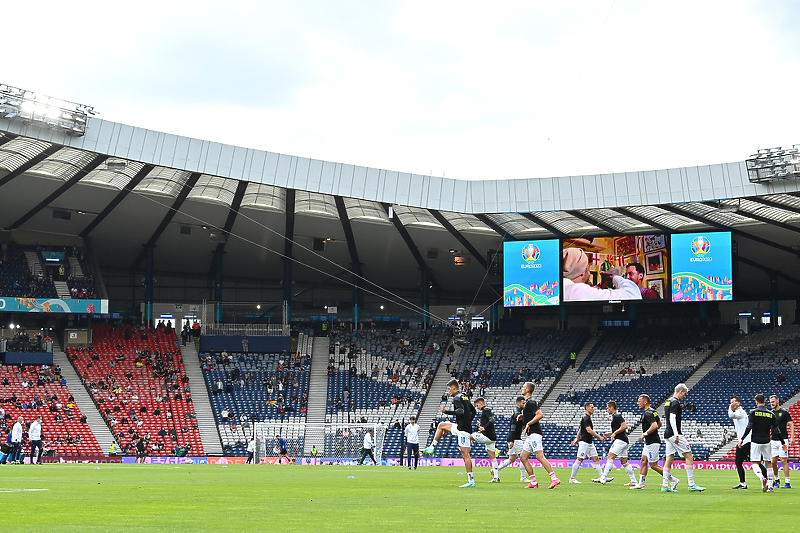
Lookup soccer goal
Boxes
[253,422,391,464]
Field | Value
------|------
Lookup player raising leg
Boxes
[495,396,528,482]
[597,401,637,485]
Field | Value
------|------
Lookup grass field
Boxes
[2,464,799,532]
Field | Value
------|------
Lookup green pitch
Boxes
[2,464,799,532]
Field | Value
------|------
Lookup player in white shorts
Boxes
[596,401,637,485]
[471,397,500,482]
[495,397,528,482]
[630,394,676,490]
[661,384,705,492]
[569,402,605,483]
[769,395,794,489]
[740,393,785,492]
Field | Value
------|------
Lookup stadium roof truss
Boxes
[2,117,800,298]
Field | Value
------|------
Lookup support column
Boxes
[490,301,499,331]
[770,272,779,328]
[352,279,361,331]
[214,250,224,323]
[559,304,567,330]
[283,259,292,324]
[421,268,430,328]
[144,244,154,327]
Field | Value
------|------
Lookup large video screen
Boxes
[503,239,560,307]
[671,232,733,302]
[562,235,669,302]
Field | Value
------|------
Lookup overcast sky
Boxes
[6,1,800,181]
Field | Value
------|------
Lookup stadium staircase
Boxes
[68,256,84,277]
[417,340,461,434]
[539,333,599,414]
[53,341,118,454]
[303,336,330,454]
[181,342,223,455]
[54,281,71,299]
[24,250,41,277]
[626,333,744,442]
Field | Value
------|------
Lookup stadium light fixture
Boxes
[746,145,800,183]
[0,82,94,136]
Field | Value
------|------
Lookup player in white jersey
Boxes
[404,416,421,470]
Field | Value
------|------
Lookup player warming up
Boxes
[769,395,794,489]
[495,396,528,482]
[519,381,560,489]
[631,394,677,490]
[569,402,606,484]
[596,401,637,485]
[404,416,421,470]
[662,384,705,492]
[423,379,478,487]
[740,393,785,493]
[471,397,500,482]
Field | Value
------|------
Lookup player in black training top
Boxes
[519,381,560,489]
[740,393,785,492]
[661,383,705,492]
[494,396,528,482]
[569,402,605,484]
[597,401,638,485]
[769,395,794,489]
[632,394,676,490]
[471,397,500,482]
[423,379,478,487]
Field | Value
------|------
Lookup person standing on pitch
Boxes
[596,401,637,486]
[631,394,676,490]
[359,428,377,465]
[769,395,794,488]
[569,402,606,484]
[246,438,255,464]
[495,396,528,482]
[729,395,751,489]
[404,416,420,470]
[662,384,705,492]
[10,416,23,464]
[423,379,478,487]
[471,397,499,482]
[739,394,784,493]
[519,382,560,489]
[28,415,44,465]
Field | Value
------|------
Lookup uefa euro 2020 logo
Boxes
[691,236,710,256]
[522,244,540,262]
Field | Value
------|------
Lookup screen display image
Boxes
[41,251,66,263]
[503,239,560,307]
[562,235,669,302]
[671,232,733,302]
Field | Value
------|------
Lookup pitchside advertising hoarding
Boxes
[503,240,560,307]
[671,232,733,302]
[0,297,109,314]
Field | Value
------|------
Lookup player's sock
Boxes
[767,469,774,485]
[751,464,764,480]
[570,461,580,479]
[624,464,636,483]
[785,476,790,485]
[601,459,613,480]
[497,458,511,471]
[467,472,474,483]
[520,463,527,479]
[431,439,439,447]
[594,462,604,478]
[549,470,557,480]
[491,458,499,470]
[662,467,671,487]
[686,466,695,486]
[639,473,646,485]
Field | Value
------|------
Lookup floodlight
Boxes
[0,82,94,136]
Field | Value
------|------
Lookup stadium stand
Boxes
[0,363,103,457]
[322,327,451,457]
[202,347,311,457]
[67,324,203,456]
[541,325,736,460]
[428,327,590,458]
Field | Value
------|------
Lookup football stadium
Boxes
[3,4,800,532]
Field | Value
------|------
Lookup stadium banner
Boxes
[38,456,122,463]
[407,458,800,470]
[121,456,208,464]
[503,239,560,307]
[0,297,109,314]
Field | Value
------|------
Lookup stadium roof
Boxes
[1,116,800,301]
